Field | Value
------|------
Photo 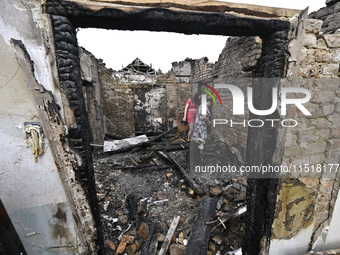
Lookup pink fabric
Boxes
[186,99,197,123]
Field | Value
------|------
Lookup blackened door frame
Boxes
[46,1,301,254]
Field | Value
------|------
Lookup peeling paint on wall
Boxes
[12,39,98,254]
[272,178,317,239]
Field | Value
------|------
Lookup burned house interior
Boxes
[1,0,340,255]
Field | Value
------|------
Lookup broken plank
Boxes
[158,215,181,255]
[148,141,189,146]
[103,126,178,155]
[116,235,135,255]
[149,144,189,152]
[140,222,157,255]
[114,164,169,170]
[156,151,203,196]
[152,158,161,166]
[184,196,218,255]
[147,233,159,255]
[130,157,139,165]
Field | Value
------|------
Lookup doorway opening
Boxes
[46,1,300,253]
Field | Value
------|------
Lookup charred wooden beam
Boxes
[46,0,293,36]
[184,196,218,255]
[113,165,170,171]
[127,194,140,228]
[140,222,157,255]
[147,232,160,255]
[149,144,189,152]
[156,151,203,196]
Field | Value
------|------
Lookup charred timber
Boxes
[113,164,171,171]
[184,196,217,255]
[46,0,290,36]
[156,151,203,196]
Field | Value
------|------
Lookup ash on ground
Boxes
[93,129,246,255]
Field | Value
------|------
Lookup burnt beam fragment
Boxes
[156,151,203,196]
[113,164,171,171]
[159,215,181,255]
[243,30,290,255]
[50,14,104,254]
[184,196,218,255]
[140,222,157,255]
[127,194,140,228]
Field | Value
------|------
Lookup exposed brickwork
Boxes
[98,62,135,137]
[191,57,216,83]
[210,36,262,161]
[309,0,340,34]
[82,58,191,137]
[172,60,191,83]
[79,47,105,144]
[283,18,340,244]
[214,36,262,78]
[157,72,191,129]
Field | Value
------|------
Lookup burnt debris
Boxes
[94,127,247,254]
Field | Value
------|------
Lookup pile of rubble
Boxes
[93,128,247,255]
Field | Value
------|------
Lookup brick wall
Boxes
[309,0,340,34]
[191,57,216,83]
[83,59,191,137]
[189,19,340,248]
[282,19,340,240]
[190,36,263,162]
[214,36,262,78]
[156,71,191,129]
[98,63,135,137]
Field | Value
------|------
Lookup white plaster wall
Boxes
[0,2,81,253]
[269,225,314,255]
[0,0,63,106]
[325,188,340,249]
[0,27,69,211]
